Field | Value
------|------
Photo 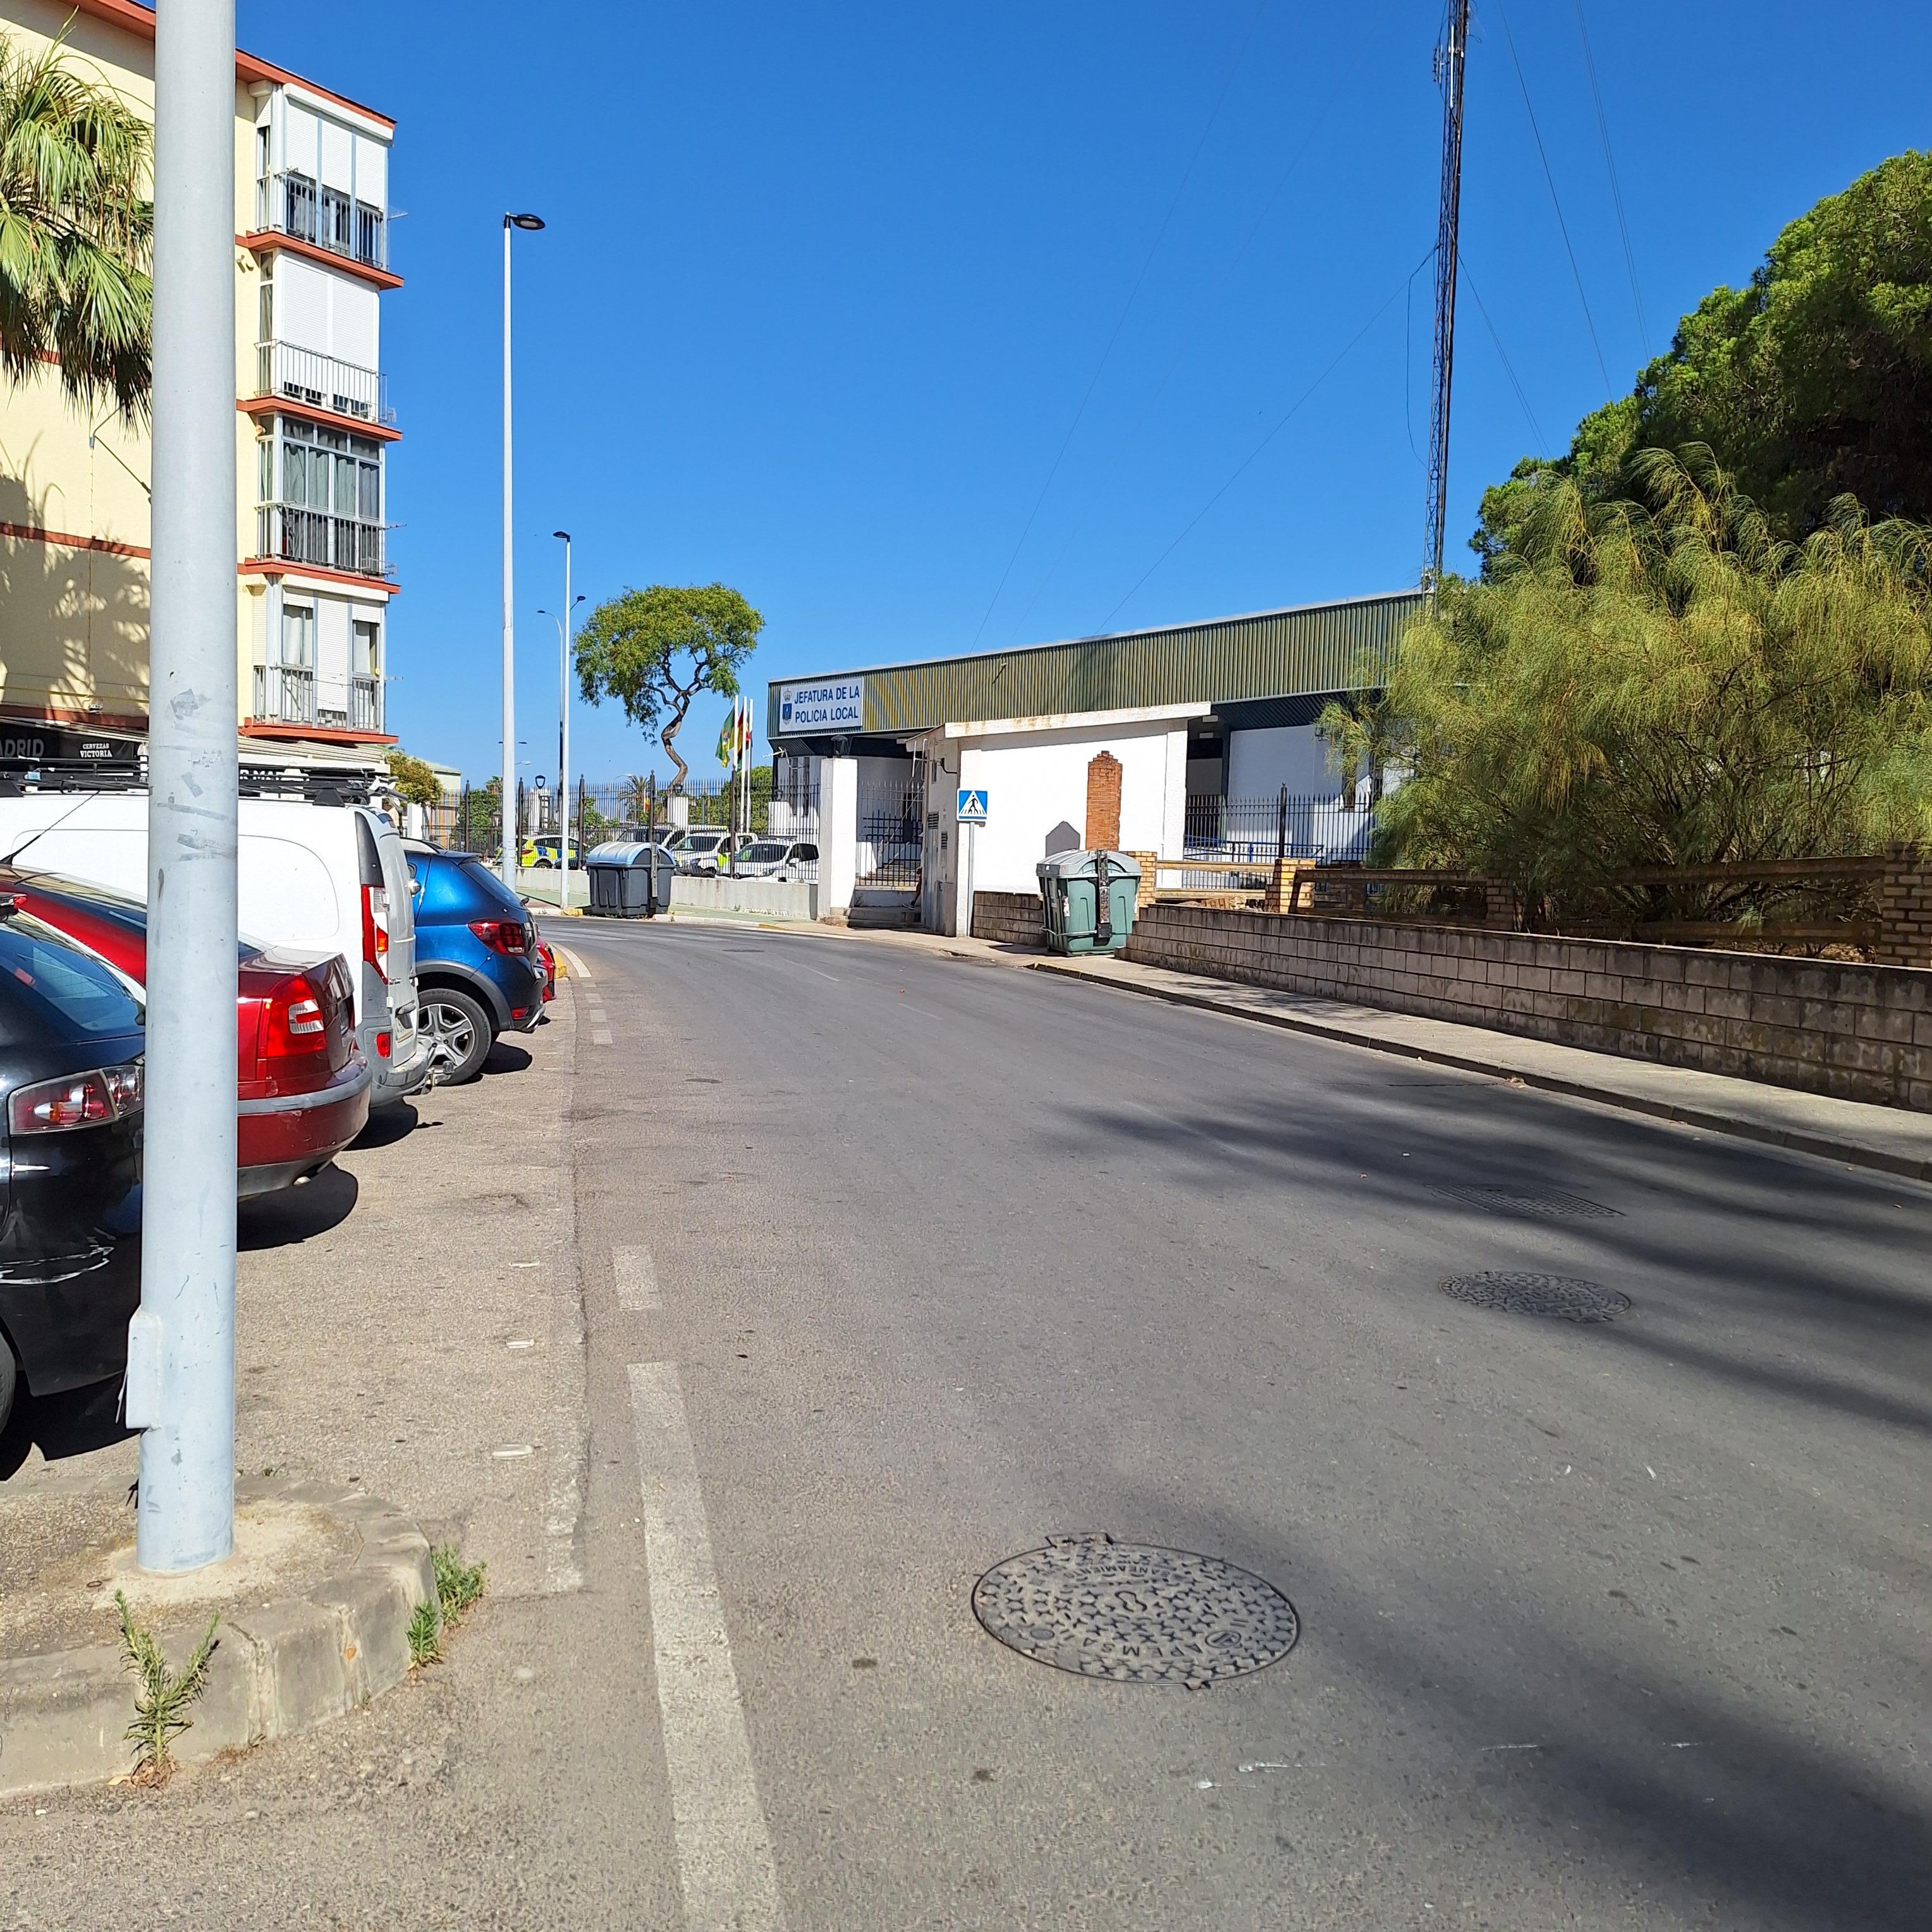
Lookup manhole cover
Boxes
[972,1535,1300,1687]
[1440,1271,1631,1322]
[1429,1183,1620,1219]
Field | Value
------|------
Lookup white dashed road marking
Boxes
[592,1027,614,1047]
[613,1245,661,1312]
[556,945,592,981]
[628,1361,788,1931]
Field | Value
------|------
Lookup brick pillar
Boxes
[1125,850,1158,909]
[1266,859,1316,914]
[1084,752,1122,852]
[1873,846,1932,966]
[1482,878,1519,931]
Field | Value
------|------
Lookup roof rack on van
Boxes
[0,763,382,807]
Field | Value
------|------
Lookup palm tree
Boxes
[0,24,153,417]
[622,773,654,822]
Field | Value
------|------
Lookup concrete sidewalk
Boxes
[633,912,1932,1183]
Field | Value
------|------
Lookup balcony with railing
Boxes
[351,673,382,732]
[255,168,388,271]
[255,340,392,425]
[255,503,394,583]
[253,663,315,726]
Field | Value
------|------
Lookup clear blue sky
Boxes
[240,1,1932,787]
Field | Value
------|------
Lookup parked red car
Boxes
[535,938,556,1001]
[0,870,371,1197]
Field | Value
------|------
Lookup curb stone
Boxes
[0,1476,436,1799]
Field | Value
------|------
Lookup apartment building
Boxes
[0,0,399,767]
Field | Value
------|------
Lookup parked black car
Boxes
[0,900,145,1436]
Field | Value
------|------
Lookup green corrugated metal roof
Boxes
[766,590,1424,742]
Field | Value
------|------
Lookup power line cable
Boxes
[1099,244,1434,630]
[1571,0,1648,352]
[1459,255,1546,448]
[1491,0,1614,400]
[1006,1,1394,639]
[968,0,1271,651]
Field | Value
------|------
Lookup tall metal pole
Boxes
[131,0,240,1572]
[555,531,572,914]
[1423,0,1470,588]
[500,217,517,890]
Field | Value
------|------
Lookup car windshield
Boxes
[0,910,144,1041]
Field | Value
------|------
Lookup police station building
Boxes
[766,591,1421,935]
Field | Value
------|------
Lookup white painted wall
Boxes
[820,757,858,913]
[920,718,1189,920]
[1226,724,1346,800]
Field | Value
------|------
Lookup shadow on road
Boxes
[0,1377,133,1480]
[352,1101,420,1150]
[238,1163,359,1250]
[482,1042,533,1075]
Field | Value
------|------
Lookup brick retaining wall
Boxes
[1124,903,1932,1110]
[972,890,1044,948]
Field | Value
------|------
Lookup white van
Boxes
[0,791,431,1107]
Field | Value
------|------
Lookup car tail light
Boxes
[9,1060,143,1134]
[260,975,331,1060]
[468,918,531,955]
[362,884,391,982]
[377,1031,392,1059]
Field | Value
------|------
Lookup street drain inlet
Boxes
[972,1535,1299,1687]
[1429,1183,1621,1219]
[1440,1271,1631,1322]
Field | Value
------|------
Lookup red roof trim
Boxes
[64,1,396,131]
[1,520,150,561]
[241,720,398,746]
[240,231,403,291]
[239,396,400,443]
[241,558,398,596]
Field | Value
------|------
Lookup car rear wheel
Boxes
[0,1342,16,1438]
[420,986,494,1085]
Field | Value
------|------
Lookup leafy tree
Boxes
[574,584,762,793]
[1476,152,1932,570]
[456,775,501,853]
[0,25,152,417]
[384,749,443,809]
[1327,450,1932,927]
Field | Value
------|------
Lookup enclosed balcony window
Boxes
[255,418,391,581]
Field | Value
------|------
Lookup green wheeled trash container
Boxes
[1036,850,1141,955]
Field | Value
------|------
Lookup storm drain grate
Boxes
[1429,1183,1621,1220]
[972,1535,1300,1687]
[1440,1271,1632,1323]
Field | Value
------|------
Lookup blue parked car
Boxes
[401,843,546,1084]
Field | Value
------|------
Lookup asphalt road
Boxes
[558,918,1931,1932]
[6,917,1929,1929]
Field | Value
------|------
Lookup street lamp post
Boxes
[501,211,544,892]
[127,0,240,1572]
[554,532,579,913]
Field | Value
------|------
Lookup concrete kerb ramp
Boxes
[0,1476,435,1797]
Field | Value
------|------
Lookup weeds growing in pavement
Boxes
[433,1544,485,1625]
[407,1598,443,1668]
[114,1592,219,1783]
[410,1546,484,1670]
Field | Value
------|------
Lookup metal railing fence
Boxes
[255,340,391,424]
[255,503,394,580]
[252,662,315,725]
[257,169,388,269]
[1182,791,1378,864]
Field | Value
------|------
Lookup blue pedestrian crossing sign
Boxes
[956,788,989,826]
